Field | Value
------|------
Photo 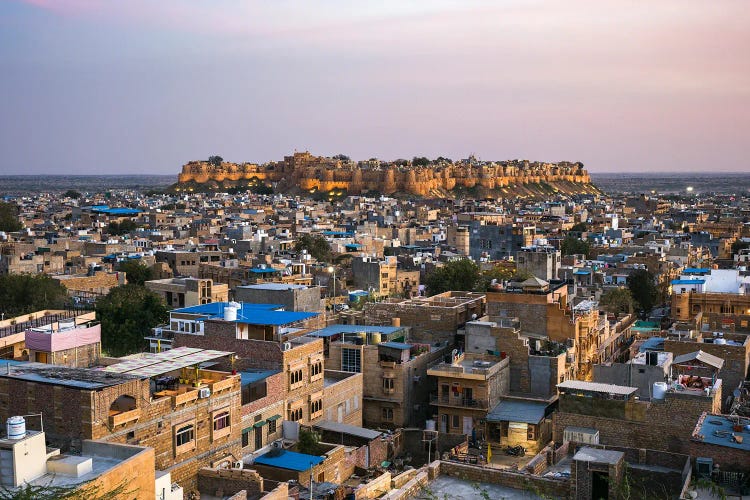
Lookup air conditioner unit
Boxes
[232,460,243,470]
[198,388,211,399]
[272,440,283,449]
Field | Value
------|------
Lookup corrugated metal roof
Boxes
[253,450,324,471]
[672,350,724,369]
[379,341,412,350]
[313,420,383,440]
[557,380,638,396]
[308,325,404,338]
[487,399,549,424]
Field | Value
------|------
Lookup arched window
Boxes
[176,424,194,447]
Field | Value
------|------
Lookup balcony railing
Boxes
[109,408,141,427]
[210,377,234,394]
[430,395,488,409]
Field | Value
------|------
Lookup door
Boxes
[440,414,448,433]
[463,387,473,406]
[337,405,343,423]
[440,384,449,403]
[463,416,473,436]
[254,426,262,449]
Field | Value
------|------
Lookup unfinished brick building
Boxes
[362,291,486,344]
[0,348,242,495]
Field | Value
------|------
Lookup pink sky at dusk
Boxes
[1,0,748,174]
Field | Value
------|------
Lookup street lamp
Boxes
[327,266,336,302]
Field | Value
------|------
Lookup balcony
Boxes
[173,389,200,406]
[430,395,488,409]
[211,377,234,394]
[108,408,141,427]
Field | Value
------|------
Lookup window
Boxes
[242,429,250,447]
[212,410,231,441]
[268,419,276,434]
[527,424,537,441]
[214,411,230,431]
[382,407,394,421]
[383,378,394,392]
[452,415,459,429]
[310,399,323,416]
[289,408,303,422]
[310,360,323,379]
[289,369,304,389]
[341,348,361,373]
[175,424,194,448]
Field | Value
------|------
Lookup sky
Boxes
[1,0,748,175]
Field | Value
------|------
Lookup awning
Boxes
[267,414,282,421]
[253,420,267,428]
[487,400,549,424]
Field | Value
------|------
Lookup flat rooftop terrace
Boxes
[694,414,750,452]
[415,476,550,500]
[0,363,139,389]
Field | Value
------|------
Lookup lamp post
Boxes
[327,266,336,305]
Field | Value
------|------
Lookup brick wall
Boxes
[553,391,717,455]
[40,342,101,368]
[197,467,264,498]
[322,370,363,427]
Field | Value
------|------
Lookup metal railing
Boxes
[430,395,488,409]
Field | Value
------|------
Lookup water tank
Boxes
[653,382,668,400]
[223,305,238,322]
[425,420,436,431]
[392,317,401,327]
[6,416,26,440]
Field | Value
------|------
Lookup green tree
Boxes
[297,429,321,455]
[294,234,332,262]
[627,269,659,315]
[0,202,23,232]
[560,236,591,258]
[208,155,223,166]
[250,184,273,195]
[106,219,138,236]
[424,259,480,295]
[0,478,132,500]
[570,222,588,232]
[599,287,634,315]
[117,259,153,286]
[474,266,527,292]
[96,285,168,356]
[0,274,69,316]
[63,190,82,199]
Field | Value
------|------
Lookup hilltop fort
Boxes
[175,151,598,197]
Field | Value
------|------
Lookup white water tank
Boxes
[6,416,26,440]
[653,382,668,400]
[223,305,237,322]
[425,420,436,431]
